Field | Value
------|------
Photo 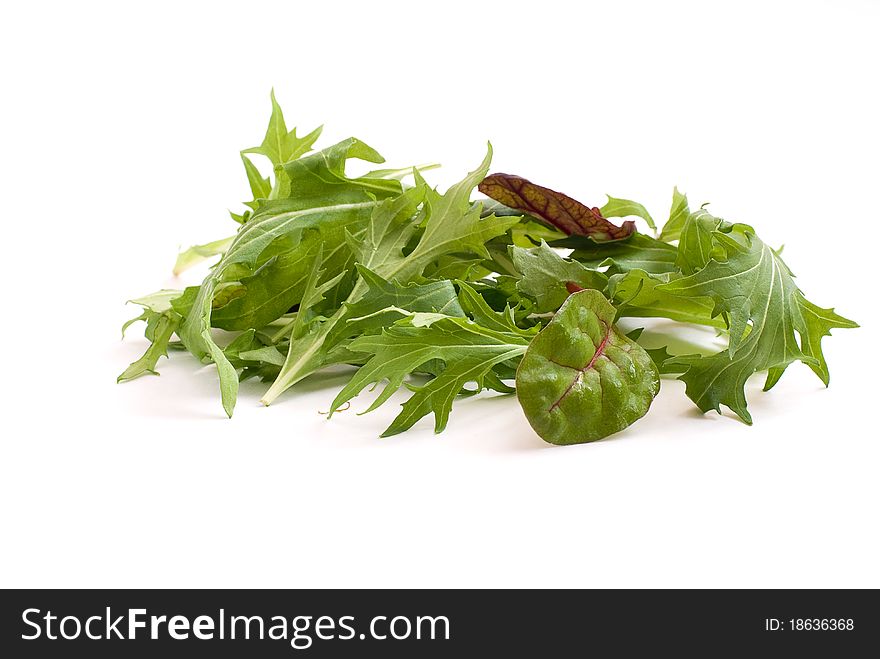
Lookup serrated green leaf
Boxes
[600,195,656,231]
[343,265,465,334]
[391,147,519,282]
[221,329,261,368]
[607,269,723,328]
[511,241,608,313]
[210,236,322,331]
[180,138,404,415]
[329,315,530,436]
[118,291,187,382]
[252,246,349,402]
[126,289,184,315]
[363,163,441,180]
[240,152,271,202]
[454,280,535,337]
[423,255,485,281]
[239,345,287,367]
[565,232,678,275]
[658,222,856,423]
[117,312,180,383]
[289,244,347,340]
[173,236,235,276]
[242,89,322,167]
[658,187,690,243]
[345,184,427,280]
[276,137,401,208]
[674,208,727,274]
[644,345,689,374]
[121,310,150,339]
[792,297,858,386]
[260,149,519,405]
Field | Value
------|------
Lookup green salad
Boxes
[120,92,857,444]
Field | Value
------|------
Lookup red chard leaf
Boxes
[478,173,635,242]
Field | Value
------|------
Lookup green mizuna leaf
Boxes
[180,138,402,416]
[454,280,536,337]
[240,152,271,209]
[788,298,858,387]
[242,89,322,167]
[658,218,857,423]
[258,186,428,406]
[173,236,235,276]
[209,239,321,331]
[118,290,185,382]
[423,255,486,281]
[658,186,690,243]
[511,241,608,313]
[329,313,531,437]
[363,163,441,180]
[242,246,348,391]
[391,147,519,282]
[260,148,519,406]
[343,265,465,334]
[221,329,262,367]
[674,207,727,275]
[289,245,347,340]
[273,137,401,209]
[564,232,679,275]
[644,345,682,374]
[117,313,179,383]
[600,195,656,232]
[607,269,723,328]
[516,289,660,444]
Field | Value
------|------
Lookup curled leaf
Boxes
[516,290,659,444]
[478,173,635,242]
[173,236,234,276]
[657,218,857,423]
[600,195,656,232]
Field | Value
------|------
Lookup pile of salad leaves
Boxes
[120,92,857,444]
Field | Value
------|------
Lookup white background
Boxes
[1,0,878,588]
